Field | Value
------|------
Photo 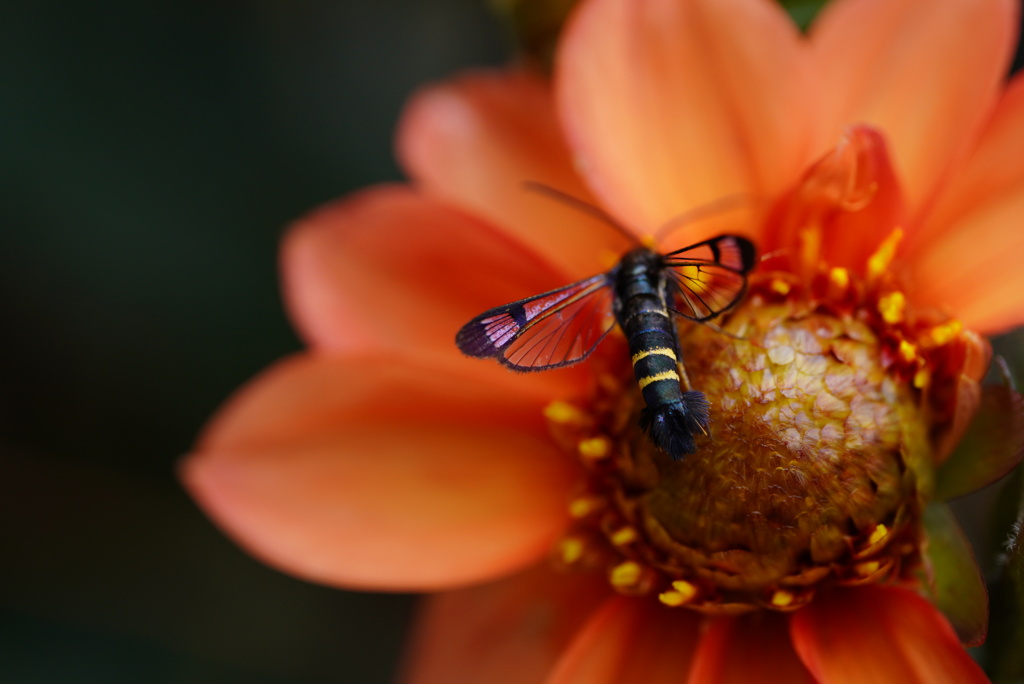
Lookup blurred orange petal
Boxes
[282,184,575,357]
[556,0,811,238]
[907,190,1024,333]
[402,564,608,684]
[810,0,1018,214]
[912,74,1024,247]
[545,597,701,684]
[765,125,905,279]
[398,70,620,278]
[184,353,580,591]
[790,585,988,683]
[687,614,814,684]
[907,74,1024,334]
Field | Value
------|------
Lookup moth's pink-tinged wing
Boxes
[456,274,616,371]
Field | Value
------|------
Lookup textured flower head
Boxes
[184,0,1024,681]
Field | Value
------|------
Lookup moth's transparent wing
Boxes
[456,274,617,371]
[663,235,756,321]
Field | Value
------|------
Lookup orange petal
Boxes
[929,330,991,466]
[556,0,812,240]
[398,70,622,278]
[687,614,815,684]
[764,126,905,280]
[545,597,702,684]
[907,75,1024,334]
[911,74,1024,250]
[907,188,1024,333]
[401,564,609,684]
[810,0,1019,214]
[184,353,580,591]
[282,184,574,357]
[790,585,988,683]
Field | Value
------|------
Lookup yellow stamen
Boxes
[660,580,698,606]
[544,401,586,425]
[671,580,697,598]
[770,278,792,296]
[770,589,795,608]
[867,228,904,282]
[610,526,638,546]
[568,496,603,519]
[559,538,584,564]
[868,524,888,546]
[855,560,881,576]
[927,320,962,346]
[799,225,823,278]
[898,340,917,364]
[578,436,610,460]
[609,561,642,588]
[658,591,686,607]
[913,367,930,389]
[878,291,906,324]
[829,267,850,291]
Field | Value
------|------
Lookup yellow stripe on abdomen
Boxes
[631,347,677,365]
[638,370,679,389]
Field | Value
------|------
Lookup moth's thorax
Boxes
[613,248,666,303]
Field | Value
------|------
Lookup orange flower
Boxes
[183,0,1024,681]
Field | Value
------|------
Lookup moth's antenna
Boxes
[758,247,792,263]
[523,181,640,246]
[653,194,758,245]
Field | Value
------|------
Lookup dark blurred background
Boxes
[3,1,1024,683]
[0,1,505,682]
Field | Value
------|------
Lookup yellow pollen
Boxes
[671,580,698,598]
[913,367,930,389]
[770,278,792,296]
[638,370,678,389]
[609,561,643,588]
[878,291,906,324]
[798,225,823,277]
[610,526,638,546]
[659,581,698,606]
[898,339,917,364]
[868,524,889,546]
[770,589,795,608]
[927,320,963,346]
[559,538,584,564]
[867,228,904,282]
[631,347,677,364]
[856,560,881,576]
[829,267,850,290]
[544,401,586,425]
[568,496,603,519]
[578,436,611,460]
[658,591,686,607]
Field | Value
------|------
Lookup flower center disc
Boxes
[552,286,934,613]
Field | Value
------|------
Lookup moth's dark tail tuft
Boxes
[639,391,711,461]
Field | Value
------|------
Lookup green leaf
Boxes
[777,0,830,31]
[491,0,579,71]
[986,467,1024,683]
[935,364,1024,501]
[920,502,989,647]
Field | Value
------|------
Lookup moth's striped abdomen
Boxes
[615,250,710,460]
